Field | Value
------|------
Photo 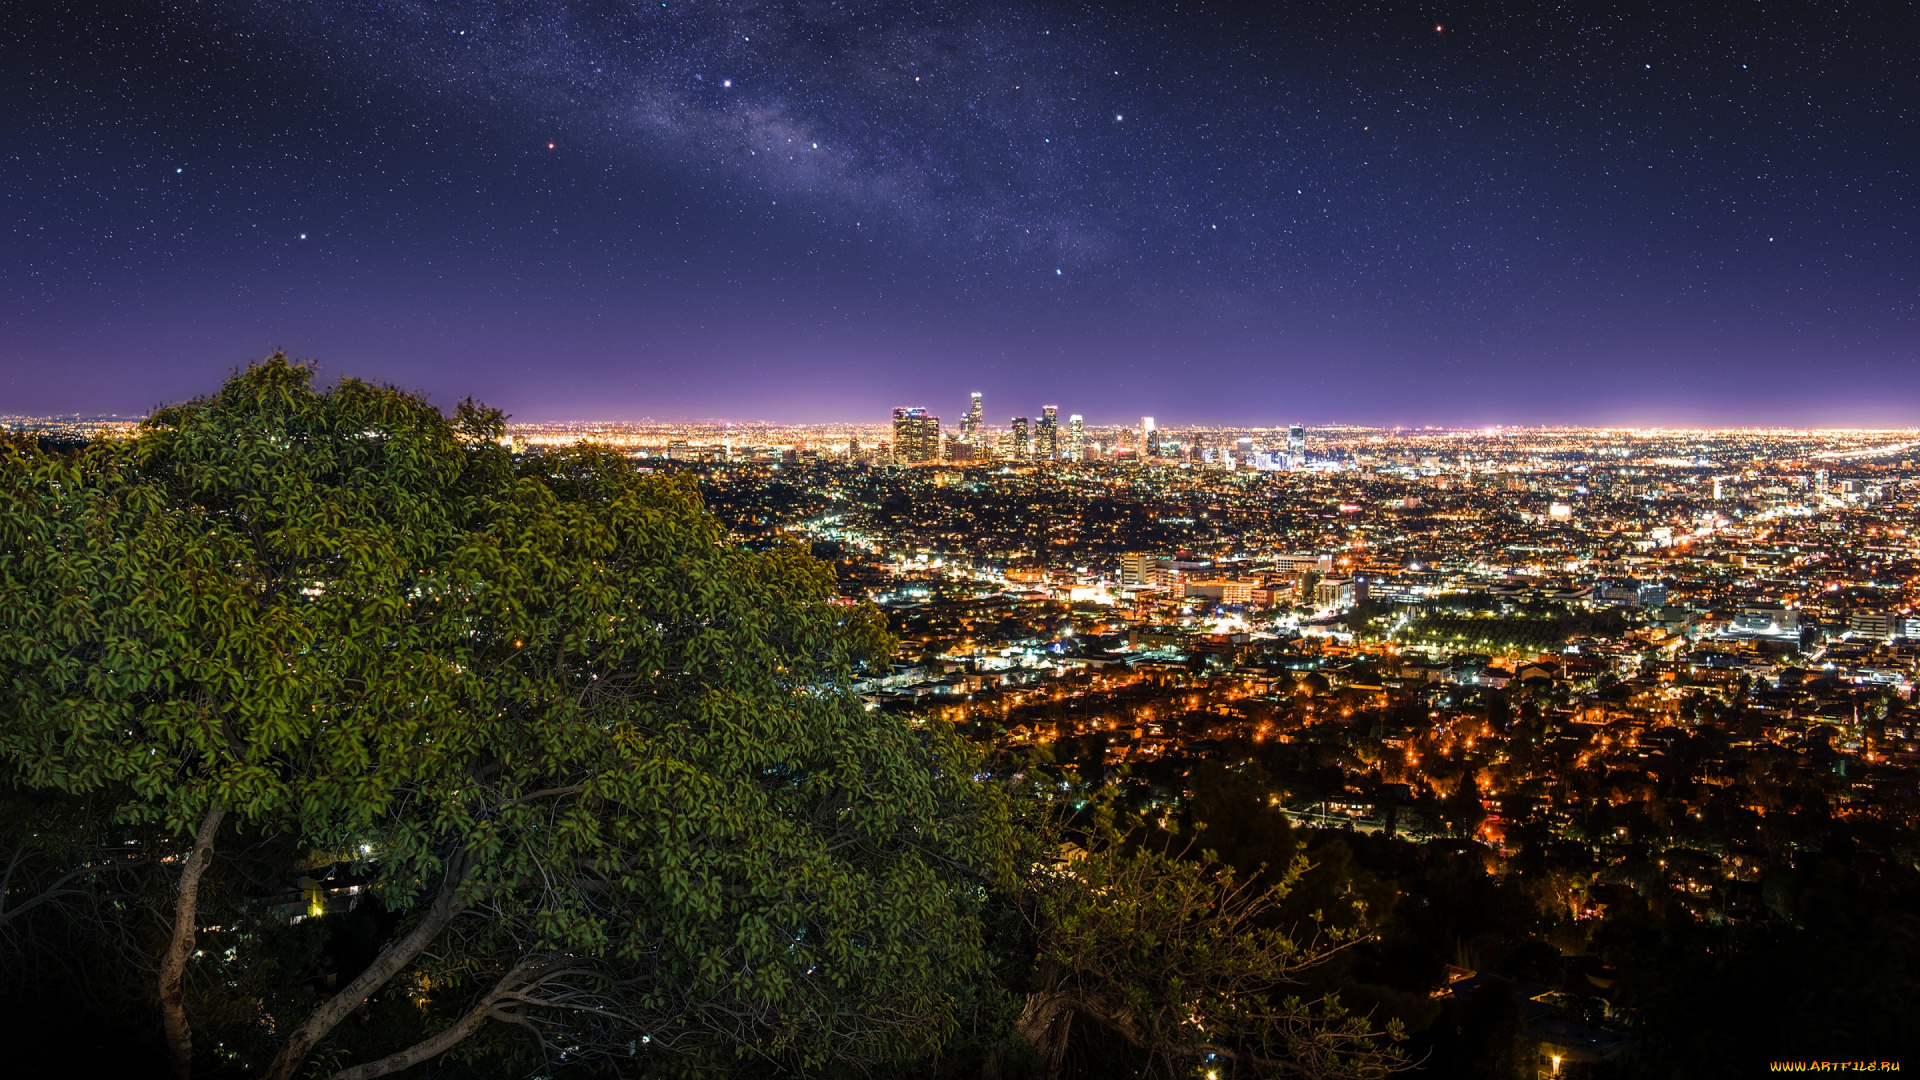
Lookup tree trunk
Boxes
[161,806,225,1080]
[1025,995,1074,1080]
[985,992,1074,1080]
[263,851,471,1080]
[324,958,542,1080]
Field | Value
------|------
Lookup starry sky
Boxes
[3,1,1917,425]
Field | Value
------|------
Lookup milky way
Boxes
[3,1,1916,423]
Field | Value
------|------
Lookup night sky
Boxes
[4,1,1917,425]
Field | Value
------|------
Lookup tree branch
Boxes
[323,957,552,1080]
[263,849,472,1080]
[0,861,106,927]
[497,783,585,808]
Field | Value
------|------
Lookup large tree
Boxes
[0,356,1011,1078]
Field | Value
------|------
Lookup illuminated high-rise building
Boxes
[963,392,983,446]
[1141,417,1158,459]
[1068,414,1085,461]
[891,407,941,464]
[1036,405,1059,460]
[1287,424,1307,455]
[1010,416,1031,459]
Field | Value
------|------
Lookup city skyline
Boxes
[13,408,1920,437]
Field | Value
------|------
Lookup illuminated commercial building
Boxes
[891,407,942,464]
[1009,416,1032,460]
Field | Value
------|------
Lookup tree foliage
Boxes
[0,356,1012,1077]
[999,797,1405,1079]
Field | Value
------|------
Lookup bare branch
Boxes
[324,957,567,1080]
[263,850,472,1080]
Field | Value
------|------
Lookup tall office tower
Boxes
[1037,405,1059,460]
[1010,416,1032,459]
[1287,424,1307,455]
[963,392,983,446]
[1069,415,1085,461]
[1141,417,1158,459]
[891,407,941,464]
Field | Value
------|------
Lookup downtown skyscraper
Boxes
[891,407,941,464]
[962,392,984,448]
